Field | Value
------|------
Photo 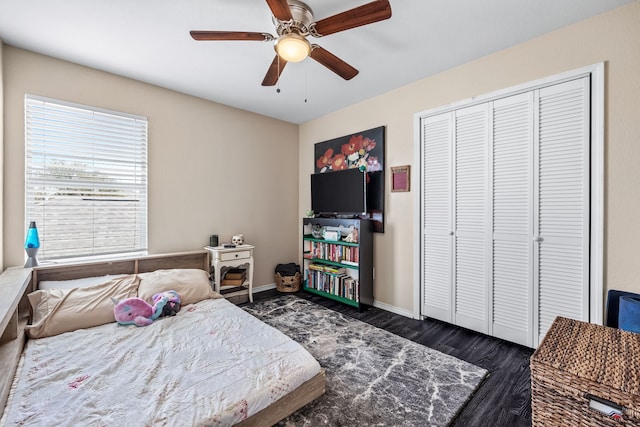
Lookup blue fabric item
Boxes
[619,295,640,333]
[606,290,640,328]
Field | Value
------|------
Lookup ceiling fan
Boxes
[190,0,392,86]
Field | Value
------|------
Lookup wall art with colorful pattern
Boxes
[314,126,385,232]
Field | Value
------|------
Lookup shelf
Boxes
[308,258,359,270]
[220,285,249,299]
[302,217,373,308]
[303,286,360,308]
[303,236,359,247]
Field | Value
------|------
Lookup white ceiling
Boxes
[0,0,632,124]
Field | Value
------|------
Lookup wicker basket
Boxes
[531,317,640,426]
[275,272,301,293]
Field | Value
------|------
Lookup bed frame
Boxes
[0,250,325,425]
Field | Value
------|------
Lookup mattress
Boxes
[2,298,321,426]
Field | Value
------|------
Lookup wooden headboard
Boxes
[31,250,210,287]
[0,250,210,416]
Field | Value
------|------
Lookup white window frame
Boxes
[25,95,148,262]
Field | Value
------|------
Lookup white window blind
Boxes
[25,95,148,261]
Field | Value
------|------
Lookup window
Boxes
[25,95,148,261]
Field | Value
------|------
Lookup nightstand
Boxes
[204,245,254,303]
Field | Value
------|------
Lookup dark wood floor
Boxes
[250,289,533,427]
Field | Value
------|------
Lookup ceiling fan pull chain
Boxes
[276,55,281,93]
[304,71,308,103]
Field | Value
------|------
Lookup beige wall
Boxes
[299,1,640,314]
[2,46,300,286]
[3,2,639,314]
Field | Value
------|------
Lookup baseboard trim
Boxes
[253,283,276,293]
[253,285,415,319]
[373,300,416,319]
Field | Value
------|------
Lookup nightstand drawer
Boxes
[220,250,251,261]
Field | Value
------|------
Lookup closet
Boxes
[419,76,590,348]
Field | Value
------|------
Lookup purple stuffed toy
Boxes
[112,290,181,327]
[153,290,181,317]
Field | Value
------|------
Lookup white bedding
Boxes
[2,298,321,426]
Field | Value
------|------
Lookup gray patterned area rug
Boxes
[243,296,487,427]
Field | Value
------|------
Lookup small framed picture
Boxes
[391,165,410,192]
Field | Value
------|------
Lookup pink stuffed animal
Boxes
[152,290,182,317]
[112,295,168,327]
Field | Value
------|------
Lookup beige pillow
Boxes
[137,268,220,305]
[39,274,126,291]
[26,274,140,339]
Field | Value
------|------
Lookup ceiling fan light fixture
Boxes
[275,32,310,62]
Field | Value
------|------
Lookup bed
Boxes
[0,251,325,426]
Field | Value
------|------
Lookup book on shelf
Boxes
[323,265,346,275]
[308,240,359,265]
[224,268,247,280]
[221,277,245,286]
[304,268,359,302]
[308,263,325,272]
[307,263,345,275]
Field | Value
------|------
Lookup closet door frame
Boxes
[413,63,605,328]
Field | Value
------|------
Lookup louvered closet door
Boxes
[491,93,534,347]
[534,77,590,346]
[419,75,592,348]
[454,104,489,334]
[421,113,454,323]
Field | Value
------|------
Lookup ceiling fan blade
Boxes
[262,55,288,86]
[312,0,392,37]
[265,0,293,21]
[190,31,272,41]
[310,46,359,80]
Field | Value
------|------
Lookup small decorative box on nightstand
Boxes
[204,245,254,303]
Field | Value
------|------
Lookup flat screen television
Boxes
[311,168,367,215]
